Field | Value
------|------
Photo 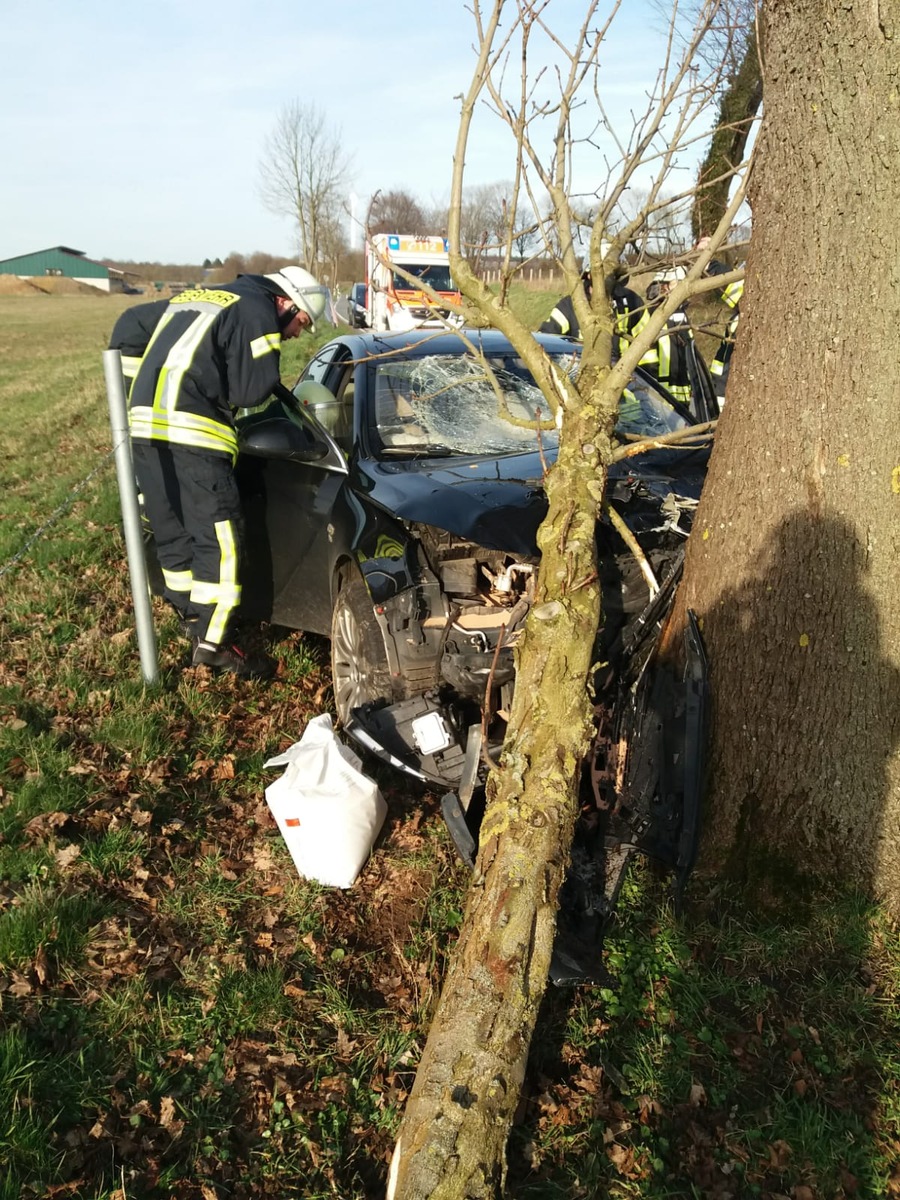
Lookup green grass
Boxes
[0,295,898,1199]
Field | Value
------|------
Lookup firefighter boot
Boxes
[192,640,276,681]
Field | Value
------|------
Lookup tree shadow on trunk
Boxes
[700,507,900,906]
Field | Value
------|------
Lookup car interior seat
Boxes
[376,380,430,448]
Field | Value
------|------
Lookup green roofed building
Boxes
[0,245,127,292]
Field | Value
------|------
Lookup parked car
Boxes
[346,282,368,328]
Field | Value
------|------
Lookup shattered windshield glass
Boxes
[616,378,693,439]
[374,353,573,456]
[372,352,691,457]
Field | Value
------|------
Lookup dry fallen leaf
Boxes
[213,755,236,780]
[55,843,82,870]
[33,945,51,986]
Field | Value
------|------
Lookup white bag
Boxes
[263,714,387,889]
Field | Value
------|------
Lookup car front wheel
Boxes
[331,574,394,725]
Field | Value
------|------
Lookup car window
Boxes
[300,342,343,386]
[617,377,693,438]
[371,352,692,457]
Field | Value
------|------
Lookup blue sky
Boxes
[1,1,687,264]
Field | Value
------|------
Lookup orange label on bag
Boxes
[284,818,301,827]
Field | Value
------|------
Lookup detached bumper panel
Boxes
[346,695,467,787]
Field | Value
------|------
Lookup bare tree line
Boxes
[255,95,725,279]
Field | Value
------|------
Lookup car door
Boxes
[236,345,353,635]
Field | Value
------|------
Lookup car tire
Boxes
[331,573,394,724]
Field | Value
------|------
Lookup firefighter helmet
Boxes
[651,265,687,285]
[264,266,330,332]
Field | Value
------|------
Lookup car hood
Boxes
[354,444,710,556]
[354,452,548,555]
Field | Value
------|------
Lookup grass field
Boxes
[1,294,899,1199]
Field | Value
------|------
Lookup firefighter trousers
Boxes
[131,441,244,645]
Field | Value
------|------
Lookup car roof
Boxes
[326,328,578,359]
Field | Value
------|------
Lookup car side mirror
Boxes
[239,417,328,463]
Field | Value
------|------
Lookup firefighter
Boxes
[128,267,330,678]
[539,253,648,357]
[706,261,743,399]
[639,265,695,406]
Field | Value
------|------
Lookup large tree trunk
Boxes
[388,360,615,1199]
[677,0,900,904]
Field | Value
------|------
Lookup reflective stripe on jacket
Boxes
[711,310,741,375]
[612,284,650,359]
[540,294,580,340]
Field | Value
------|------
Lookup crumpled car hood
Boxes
[354,452,549,555]
[354,445,710,554]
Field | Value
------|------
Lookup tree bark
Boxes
[677,0,900,905]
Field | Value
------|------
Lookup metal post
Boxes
[102,349,159,684]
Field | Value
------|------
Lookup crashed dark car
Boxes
[231,329,717,927]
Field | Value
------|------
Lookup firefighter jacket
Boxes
[540,292,581,339]
[108,298,170,390]
[129,277,283,461]
[611,284,650,359]
[540,282,649,353]
[711,278,743,379]
[639,308,694,405]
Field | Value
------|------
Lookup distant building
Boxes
[0,245,133,292]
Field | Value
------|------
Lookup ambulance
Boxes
[365,234,462,331]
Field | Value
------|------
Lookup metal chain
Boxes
[0,449,116,581]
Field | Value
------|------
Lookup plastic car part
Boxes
[673,611,709,898]
[549,837,630,987]
[457,724,484,811]
[440,792,478,869]
[344,715,428,783]
[350,695,467,787]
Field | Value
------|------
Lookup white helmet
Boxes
[651,265,687,285]
[264,266,330,332]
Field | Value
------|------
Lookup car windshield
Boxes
[373,352,565,456]
[616,377,694,439]
[391,264,455,292]
[372,352,694,457]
